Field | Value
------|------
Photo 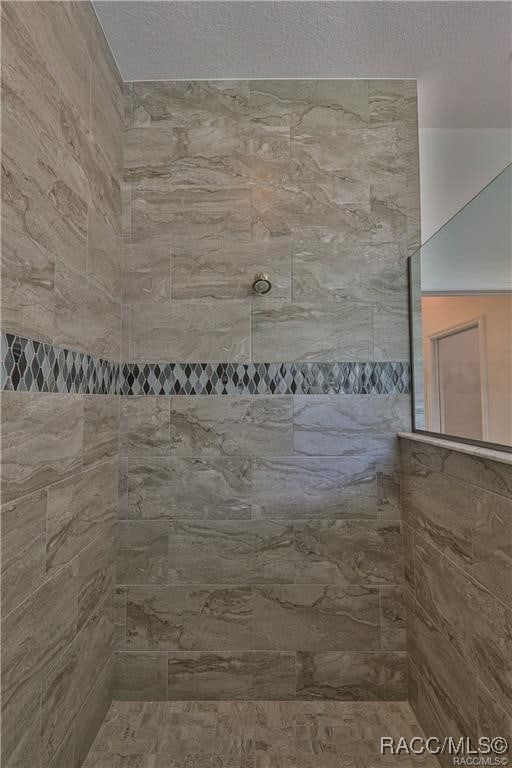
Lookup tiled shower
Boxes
[1,3,510,768]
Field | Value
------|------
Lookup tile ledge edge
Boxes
[398,432,512,466]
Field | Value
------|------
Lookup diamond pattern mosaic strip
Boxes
[1,333,410,395]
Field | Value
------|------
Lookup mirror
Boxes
[409,164,512,450]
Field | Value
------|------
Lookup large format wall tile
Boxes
[1,489,47,617]
[251,457,376,519]
[46,461,117,576]
[125,585,253,651]
[120,396,171,456]
[1,391,83,504]
[252,302,373,362]
[167,520,295,585]
[129,301,250,362]
[166,651,296,700]
[1,4,121,763]
[401,437,512,748]
[170,395,293,457]
[294,520,402,586]
[252,585,381,652]
[296,651,407,700]
[292,395,410,463]
[127,457,252,520]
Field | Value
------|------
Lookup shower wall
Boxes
[1,3,122,766]
[116,80,419,700]
[401,437,512,756]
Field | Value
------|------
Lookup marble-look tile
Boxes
[406,595,477,739]
[127,457,252,520]
[291,242,407,308]
[0,391,83,504]
[402,523,415,591]
[294,521,402,586]
[77,530,115,631]
[126,80,249,130]
[413,536,512,712]
[402,463,476,568]
[1,4,59,342]
[251,182,373,244]
[170,396,293,457]
[167,652,296,700]
[252,586,380,651]
[131,184,250,247]
[373,305,410,361]
[368,80,418,126]
[249,80,316,126]
[252,457,376,520]
[377,469,402,519]
[83,395,120,470]
[114,586,127,649]
[472,489,512,608]
[87,205,122,301]
[74,657,114,768]
[477,679,512,742]
[122,239,171,304]
[1,675,42,768]
[120,397,171,456]
[252,302,372,362]
[400,438,512,498]
[172,241,291,302]
[46,461,117,576]
[167,521,295,585]
[291,126,369,205]
[125,586,253,651]
[296,651,407,700]
[380,586,406,651]
[117,521,169,585]
[1,489,47,617]
[54,260,122,360]
[47,727,75,768]
[115,652,168,700]
[292,395,410,464]
[129,301,250,362]
[1,564,77,719]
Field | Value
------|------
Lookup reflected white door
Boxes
[432,322,487,440]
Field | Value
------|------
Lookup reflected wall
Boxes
[410,164,512,449]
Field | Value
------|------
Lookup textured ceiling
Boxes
[93,1,511,129]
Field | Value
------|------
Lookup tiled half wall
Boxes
[113,78,419,701]
[400,437,512,761]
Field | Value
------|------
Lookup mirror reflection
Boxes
[410,164,512,449]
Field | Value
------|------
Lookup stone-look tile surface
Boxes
[121,396,171,456]
[1,6,122,765]
[129,301,251,362]
[1,391,83,504]
[251,457,376,519]
[82,700,436,768]
[292,395,410,464]
[114,78,418,702]
[252,302,373,362]
[127,457,252,520]
[172,241,292,302]
[401,436,512,756]
[126,586,254,651]
[297,652,407,701]
[1,2,123,358]
[294,520,403,586]
[170,396,293,457]
[46,461,117,576]
[167,521,296,585]
[253,586,381,652]
[1,488,47,617]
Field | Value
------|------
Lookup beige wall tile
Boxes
[1,392,83,504]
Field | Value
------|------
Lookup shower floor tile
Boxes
[82,701,439,767]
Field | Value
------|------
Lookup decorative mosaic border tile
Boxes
[0,333,120,395]
[1,332,410,396]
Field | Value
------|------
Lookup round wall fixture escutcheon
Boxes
[252,272,272,294]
